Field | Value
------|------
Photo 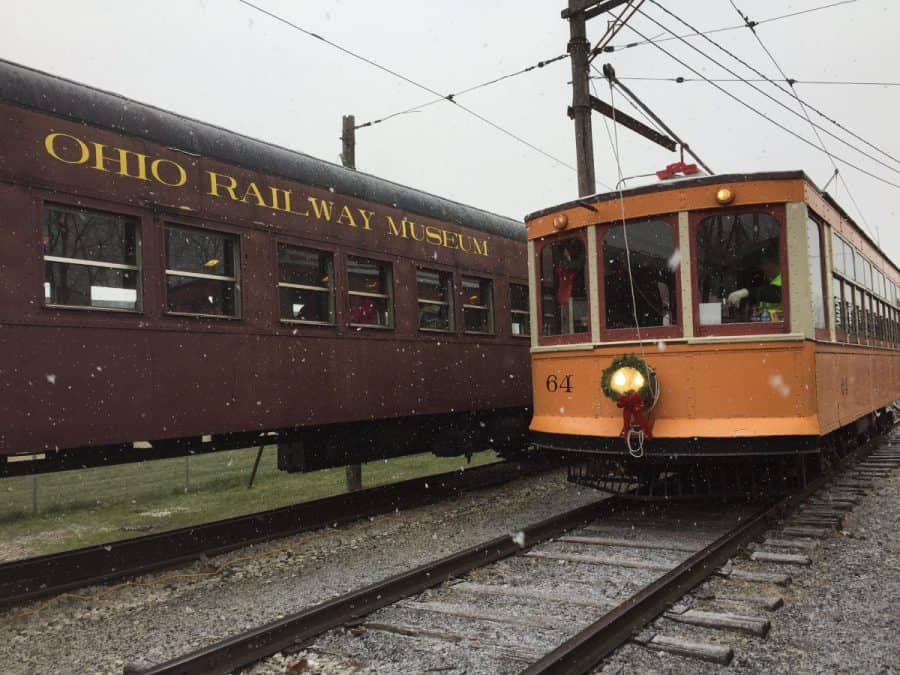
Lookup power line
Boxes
[602,0,861,52]
[620,19,900,190]
[644,1,900,171]
[727,0,878,242]
[238,0,576,172]
[606,77,900,87]
[356,53,569,130]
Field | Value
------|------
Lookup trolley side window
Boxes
[43,204,141,311]
[462,276,494,334]
[347,256,393,328]
[539,238,588,336]
[695,212,782,326]
[603,220,677,330]
[278,245,334,324]
[833,274,846,341]
[831,232,846,276]
[165,226,239,317]
[510,283,530,337]
[416,268,454,332]
[807,218,827,332]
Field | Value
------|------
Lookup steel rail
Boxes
[522,437,882,674]
[0,459,549,608]
[132,495,628,675]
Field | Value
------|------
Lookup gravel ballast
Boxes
[600,464,899,674]
[0,468,599,674]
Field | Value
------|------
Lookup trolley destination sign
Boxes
[40,129,491,258]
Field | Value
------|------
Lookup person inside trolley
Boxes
[726,251,782,321]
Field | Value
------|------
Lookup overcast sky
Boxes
[4,1,899,259]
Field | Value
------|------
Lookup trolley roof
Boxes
[0,58,524,241]
[525,170,897,275]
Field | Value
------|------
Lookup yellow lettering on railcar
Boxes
[385,215,489,257]
[42,130,490,257]
[90,142,150,181]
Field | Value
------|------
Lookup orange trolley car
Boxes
[525,171,899,496]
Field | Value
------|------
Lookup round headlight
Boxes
[609,366,645,395]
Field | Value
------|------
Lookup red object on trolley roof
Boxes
[656,161,700,181]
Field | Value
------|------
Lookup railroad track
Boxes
[0,458,551,608]
[130,433,898,675]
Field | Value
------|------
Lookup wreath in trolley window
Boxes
[600,353,654,404]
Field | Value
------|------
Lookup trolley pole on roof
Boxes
[566,0,597,197]
[340,114,363,493]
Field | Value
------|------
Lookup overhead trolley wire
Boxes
[611,77,900,87]
[355,53,570,130]
[644,1,900,172]
[602,0,861,52]
[726,0,878,242]
[238,0,577,172]
[619,20,900,190]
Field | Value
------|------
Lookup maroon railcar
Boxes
[0,59,531,476]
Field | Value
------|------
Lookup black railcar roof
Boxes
[0,59,524,241]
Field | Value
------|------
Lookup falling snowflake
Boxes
[667,248,682,271]
[511,531,525,547]
[768,373,791,397]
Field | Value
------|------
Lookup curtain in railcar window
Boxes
[808,220,826,330]
[417,268,453,331]
[603,220,677,330]
[43,205,140,311]
[278,245,334,324]
[347,256,393,327]
[832,275,844,338]
[540,238,588,336]
[165,226,238,316]
[696,212,781,325]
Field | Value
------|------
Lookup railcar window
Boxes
[695,212,782,325]
[416,268,453,332]
[43,205,140,311]
[833,275,845,339]
[602,220,677,330]
[510,283,531,337]
[277,245,334,324]
[165,226,238,317]
[853,249,864,285]
[855,288,866,341]
[540,238,588,336]
[347,256,393,327]
[807,219,827,331]
[831,232,845,275]
[462,277,494,334]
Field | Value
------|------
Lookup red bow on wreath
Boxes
[616,392,654,439]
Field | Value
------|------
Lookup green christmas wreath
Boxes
[600,353,654,403]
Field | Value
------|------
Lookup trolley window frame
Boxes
[808,215,830,341]
[595,214,683,342]
[689,204,790,338]
[534,230,592,346]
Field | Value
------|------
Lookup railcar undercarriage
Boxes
[550,407,895,499]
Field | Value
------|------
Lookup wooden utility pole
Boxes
[340,114,363,493]
[567,0,597,197]
[341,114,356,170]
